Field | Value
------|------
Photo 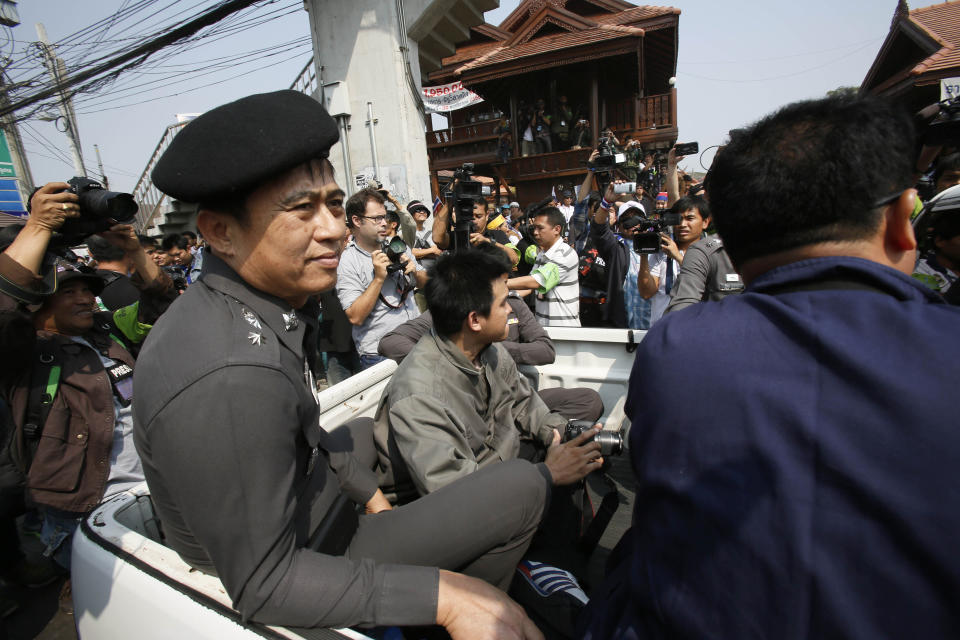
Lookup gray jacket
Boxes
[374,331,564,504]
[665,235,744,314]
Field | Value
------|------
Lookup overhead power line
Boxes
[0,0,264,118]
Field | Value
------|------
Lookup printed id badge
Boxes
[107,362,134,406]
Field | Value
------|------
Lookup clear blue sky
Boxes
[8,0,902,193]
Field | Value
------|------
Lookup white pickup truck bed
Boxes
[72,327,643,639]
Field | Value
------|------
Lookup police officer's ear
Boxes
[196,209,238,259]
[881,188,918,274]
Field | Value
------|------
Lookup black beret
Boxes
[152,90,339,203]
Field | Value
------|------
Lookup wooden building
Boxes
[862,0,960,113]
[425,0,680,204]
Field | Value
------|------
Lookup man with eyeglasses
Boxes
[338,188,426,369]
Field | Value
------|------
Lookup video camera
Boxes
[50,177,138,251]
[447,163,491,253]
[587,136,626,192]
[619,209,681,254]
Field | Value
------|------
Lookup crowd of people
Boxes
[0,85,958,640]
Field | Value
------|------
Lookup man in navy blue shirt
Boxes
[581,95,960,639]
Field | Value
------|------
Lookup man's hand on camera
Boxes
[27,182,80,233]
[660,233,681,262]
[97,224,140,253]
[371,249,390,282]
[603,179,625,206]
[667,146,684,171]
[400,253,417,276]
[544,427,603,486]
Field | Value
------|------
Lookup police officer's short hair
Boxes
[345,188,385,228]
[426,243,512,337]
[705,95,914,267]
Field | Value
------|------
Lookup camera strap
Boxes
[377,273,414,309]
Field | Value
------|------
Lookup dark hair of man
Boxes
[587,190,602,212]
[535,206,566,231]
[86,234,126,262]
[670,195,711,222]
[161,233,190,252]
[425,243,512,337]
[385,210,400,228]
[932,210,960,241]
[137,234,157,249]
[182,230,197,241]
[704,95,915,266]
[934,152,960,184]
[345,188,385,228]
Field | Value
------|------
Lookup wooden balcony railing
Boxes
[511,148,594,180]
[605,90,675,132]
[427,119,501,147]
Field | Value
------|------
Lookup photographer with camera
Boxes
[431,173,519,266]
[635,195,710,325]
[0,181,174,572]
[373,243,603,505]
[337,188,425,370]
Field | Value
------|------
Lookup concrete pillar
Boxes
[305,0,432,203]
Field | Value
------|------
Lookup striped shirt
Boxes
[531,238,580,326]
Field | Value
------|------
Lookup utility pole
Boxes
[93,144,108,188]
[35,23,86,176]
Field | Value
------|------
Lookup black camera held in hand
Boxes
[381,236,408,273]
[620,210,681,254]
[447,163,490,253]
[51,177,138,250]
[563,419,624,457]
[588,136,627,193]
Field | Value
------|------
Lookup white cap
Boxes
[509,201,520,208]
[618,201,644,217]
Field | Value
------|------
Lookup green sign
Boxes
[0,130,15,178]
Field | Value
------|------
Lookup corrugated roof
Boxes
[909,1,960,75]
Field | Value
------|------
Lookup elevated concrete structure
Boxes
[304,0,495,203]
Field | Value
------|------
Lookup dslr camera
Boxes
[380,236,408,273]
[48,177,138,251]
[562,419,624,457]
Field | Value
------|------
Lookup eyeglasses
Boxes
[363,215,387,223]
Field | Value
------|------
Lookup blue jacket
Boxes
[581,256,960,640]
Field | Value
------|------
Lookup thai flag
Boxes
[432,196,443,216]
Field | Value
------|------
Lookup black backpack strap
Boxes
[22,344,61,466]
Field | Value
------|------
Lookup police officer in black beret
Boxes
[133,90,547,639]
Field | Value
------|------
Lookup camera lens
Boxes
[594,431,624,456]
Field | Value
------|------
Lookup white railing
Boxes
[289,59,318,97]
[132,122,187,233]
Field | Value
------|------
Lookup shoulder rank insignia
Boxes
[282,310,299,331]
[242,308,262,330]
